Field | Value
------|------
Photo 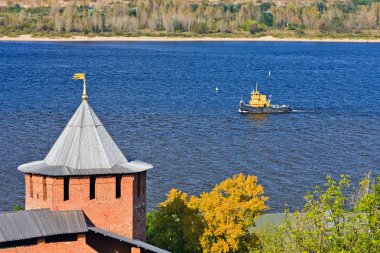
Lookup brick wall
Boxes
[133,172,146,241]
[0,234,95,253]
[25,173,146,240]
[86,230,147,253]
[25,174,53,209]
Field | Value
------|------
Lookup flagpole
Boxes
[82,72,88,102]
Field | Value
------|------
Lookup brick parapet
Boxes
[25,172,146,240]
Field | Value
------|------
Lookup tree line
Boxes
[0,0,380,36]
[147,172,380,253]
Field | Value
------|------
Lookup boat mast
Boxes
[268,70,272,103]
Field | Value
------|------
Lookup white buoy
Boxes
[215,87,219,92]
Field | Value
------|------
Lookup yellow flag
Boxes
[72,73,85,80]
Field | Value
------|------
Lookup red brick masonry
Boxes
[0,234,95,253]
[25,172,147,241]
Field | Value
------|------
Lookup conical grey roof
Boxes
[18,102,152,176]
[45,102,127,169]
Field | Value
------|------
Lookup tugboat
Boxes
[239,83,291,114]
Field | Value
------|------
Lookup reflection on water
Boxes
[247,113,269,123]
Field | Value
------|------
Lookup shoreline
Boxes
[1,34,380,43]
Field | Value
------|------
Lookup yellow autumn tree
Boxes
[147,174,268,253]
[191,174,269,253]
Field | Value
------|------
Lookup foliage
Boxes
[258,173,380,253]
[241,19,257,32]
[317,2,327,12]
[147,174,269,253]
[352,175,380,252]
[260,2,275,12]
[249,23,266,34]
[259,12,273,27]
[192,22,209,34]
[195,174,269,253]
[146,189,204,253]
[352,0,372,5]
[12,205,24,211]
[7,4,21,13]
[288,24,296,30]
[0,1,380,37]
[241,19,266,34]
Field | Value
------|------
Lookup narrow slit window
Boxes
[64,178,69,201]
[137,173,141,197]
[143,172,146,195]
[116,175,121,199]
[90,177,96,200]
[29,175,33,198]
[42,176,47,200]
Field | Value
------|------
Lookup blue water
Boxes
[0,41,379,212]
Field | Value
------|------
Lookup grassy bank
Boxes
[1,29,380,41]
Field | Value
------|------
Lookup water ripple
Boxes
[0,42,379,212]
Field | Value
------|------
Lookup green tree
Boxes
[241,19,257,31]
[147,174,268,253]
[353,174,380,252]
[259,12,273,27]
[12,205,24,211]
[258,174,380,253]
[147,189,204,253]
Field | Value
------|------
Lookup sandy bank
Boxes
[1,34,379,43]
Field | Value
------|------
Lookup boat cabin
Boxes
[249,83,270,107]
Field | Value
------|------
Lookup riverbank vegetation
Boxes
[0,0,380,39]
[147,174,269,253]
[258,173,380,253]
[147,173,380,252]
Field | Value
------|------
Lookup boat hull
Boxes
[239,102,291,114]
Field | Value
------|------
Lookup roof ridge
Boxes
[76,103,85,169]
[86,103,113,168]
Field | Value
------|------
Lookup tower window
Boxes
[64,178,69,201]
[90,177,96,200]
[29,175,33,198]
[137,173,141,197]
[116,175,121,199]
[43,176,47,200]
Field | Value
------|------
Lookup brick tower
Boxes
[18,74,152,241]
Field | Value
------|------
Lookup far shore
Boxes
[1,34,380,43]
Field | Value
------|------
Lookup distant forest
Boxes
[0,0,380,37]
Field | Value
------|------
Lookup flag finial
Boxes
[72,72,87,102]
